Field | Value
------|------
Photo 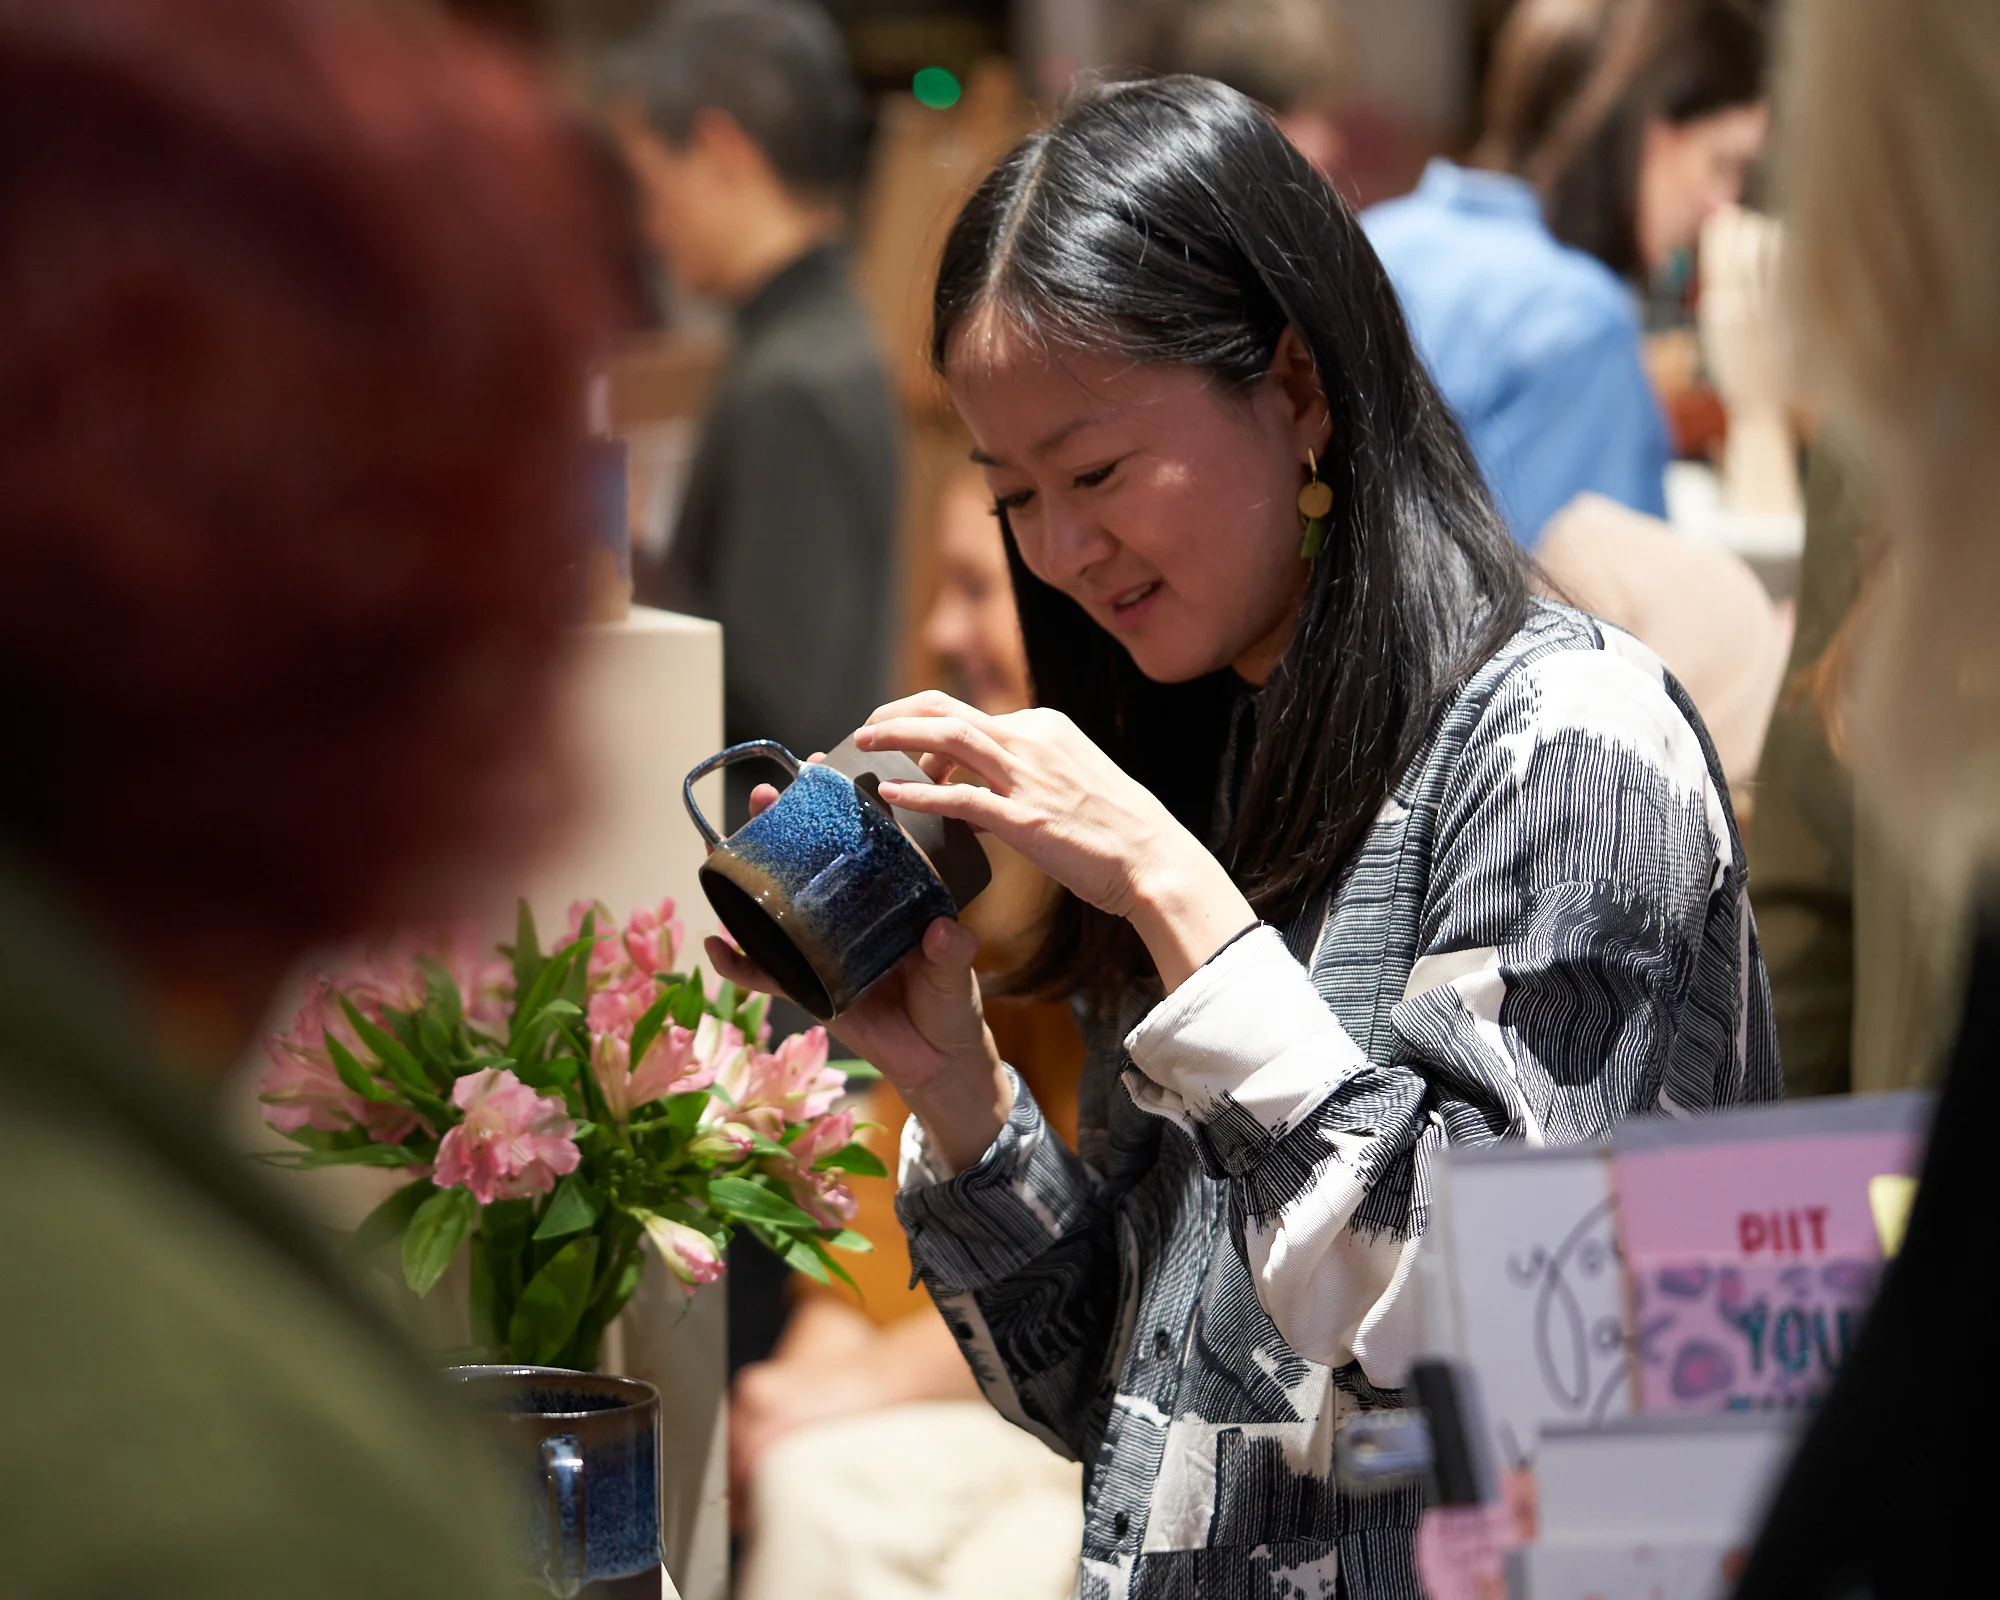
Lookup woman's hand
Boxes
[855,691,1257,990]
[704,775,1012,1174]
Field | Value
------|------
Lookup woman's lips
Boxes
[1105,579,1163,629]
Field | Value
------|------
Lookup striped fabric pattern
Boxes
[897,604,1781,1599]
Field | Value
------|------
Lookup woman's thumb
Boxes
[916,917,979,983]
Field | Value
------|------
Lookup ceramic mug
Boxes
[682,734,991,1020]
[446,1366,663,1600]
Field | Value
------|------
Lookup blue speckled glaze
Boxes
[447,1368,662,1590]
[704,761,957,1018]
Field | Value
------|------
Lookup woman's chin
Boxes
[1122,638,1233,685]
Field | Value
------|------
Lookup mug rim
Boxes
[443,1364,661,1420]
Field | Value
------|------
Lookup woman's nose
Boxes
[1035,498,1117,585]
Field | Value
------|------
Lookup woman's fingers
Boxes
[863,688,990,730]
[875,777,1017,835]
[704,935,781,997]
[858,715,1016,791]
[748,782,782,817]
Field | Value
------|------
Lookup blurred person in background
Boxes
[1744,443,1970,1100]
[731,463,1086,1600]
[616,0,899,830]
[1364,0,1770,545]
[0,0,622,1594]
[1149,0,1352,185]
[612,0,902,1381]
[1735,4,2000,1582]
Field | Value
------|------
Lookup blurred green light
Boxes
[912,66,961,110]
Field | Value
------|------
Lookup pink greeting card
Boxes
[1612,1096,1929,1413]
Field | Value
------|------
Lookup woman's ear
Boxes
[1268,325,1333,460]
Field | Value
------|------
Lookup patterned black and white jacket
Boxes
[895,604,1782,1600]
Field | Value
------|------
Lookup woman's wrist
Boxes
[1127,848,1259,993]
[901,1035,1012,1177]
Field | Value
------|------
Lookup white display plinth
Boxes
[522,607,727,1600]
[228,607,730,1600]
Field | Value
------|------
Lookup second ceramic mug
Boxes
[446,1366,663,1600]
[682,735,990,1020]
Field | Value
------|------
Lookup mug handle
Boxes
[541,1434,587,1600]
[682,740,801,851]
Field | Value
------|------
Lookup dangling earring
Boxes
[1298,447,1333,560]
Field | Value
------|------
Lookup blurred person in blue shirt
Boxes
[1364,0,1770,546]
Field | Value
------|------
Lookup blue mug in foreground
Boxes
[446,1366,662,1600]
[683,736,991,1020]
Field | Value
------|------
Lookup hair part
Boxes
[1477,0,1770,279]
[933,76,1531,1002]
[625,0,866,200]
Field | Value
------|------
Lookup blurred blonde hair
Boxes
[1151,0,1351,115]
[1785,1,2000,876]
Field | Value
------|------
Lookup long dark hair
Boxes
[931,76,1530,1001]
[1476,0,1769,280]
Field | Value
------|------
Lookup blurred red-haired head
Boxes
[0,0,623,955]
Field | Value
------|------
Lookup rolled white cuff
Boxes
[1123,924,1366,1136]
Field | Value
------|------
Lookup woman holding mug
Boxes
[709,77,1778,1598]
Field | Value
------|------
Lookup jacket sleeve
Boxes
[1120,632,1774,1389]
[894,1070,1119,1462]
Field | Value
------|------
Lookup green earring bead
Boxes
[1297,457,1333,560]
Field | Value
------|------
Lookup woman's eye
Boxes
[1072,460,1118,490]
[992,489,1035,515]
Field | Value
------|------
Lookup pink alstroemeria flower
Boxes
[637,1212,725,1288]
[259,980,425,1143]
[566,897,682,989]
[432,1068,580,1204]
[592,1013,741,1122]
[713,1026,846,1128]
[768,1107,860,1229]
[621,899,683,982]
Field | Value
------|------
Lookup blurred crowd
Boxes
[0,0,1992,1597]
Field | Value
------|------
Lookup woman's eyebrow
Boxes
[969,415,1100,468]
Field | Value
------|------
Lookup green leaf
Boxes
[713,978,739,1022]
[625,990,678,1087]
[558,908,598,1012]
[340,998,432,1100]
[665,1090,709,1144]
[738,990,768,1041]
[503,901,545,1018]
[830,1057,882,1082]
[416,954,464,1031]
[783,1236,859,1293]
[813,1142,889,1178]
[276,1124,372,1153]
[707,1174,820,1234]
[275,1143,426,1171]
[415,1010,459,1087]
[668,970,706,1029]
[402,1185,478,1298]
[783,1235,831,1284]
[506,1235,600,1365]
[468,1233,498,1352]
[507,935,588,1057]
[826,1228,874,1254]
[323,1030,395,1103]
[533,1174,603,1241]
[349,1180,436,1260]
